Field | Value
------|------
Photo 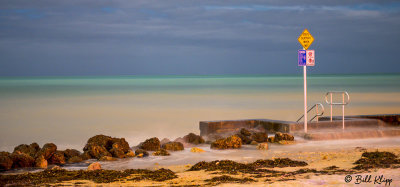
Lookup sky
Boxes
[0,0,400,76]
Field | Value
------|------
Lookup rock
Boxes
[210,135,242,150]
[84,135,114,151]
[62,149,81,160]
[85,144,112,159]
[29,143,40,152]
[162,142,184,151]
[240,128,252,136]
[125,150,135,157]
[83,135,131,160]
[13,143,40,158]
[173,137,192,147]
[139,137,160,151]
[160,138,171,145]
[190,147,205,153]
[257,143,269,150]
[111,138,130,153]
[109,143,126,158]
[251,132,268,143]
[80,152,91,160]
[87,162,101,170]
[83,135,113,159]
[0,152,13,171]
[274,132,294,142]
[267,137,275,143]
[183,133,205,144]
[152,149,170,156]
[35,155,47,169]
[236,134,252,144]
[11,151,35,168]
[68,156,83,163]
[36,143,57,160]
[250,141,258,145]
[48,151,66,165]
[99,156,117,161]
[135,149,149,158]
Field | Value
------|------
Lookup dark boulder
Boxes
[251,132,268,143]
[210,135,242,150]
[11,151,35,168]
[0,152,13,171]
[109,143,126,158]
[84,135,114,151]
[139,137,160,151]
[13,143,40,158]
[35,155,47,169]
[80,152,91,160]
[274,132,294,142]
[68,156,83,163]
[111,138,130,153]
[162,142,184,151]
[83,135,131,160]
[62,149,81,160]
[48,151,66,165]
[240,128,252,136]
[236,134,252,144]
[109,138,130,158]
[135,149,149,158]
[183,133,205,144]
[152,149,170,156]
[84,144,112,159]
[267,137,275,143]
[35,143,57,160]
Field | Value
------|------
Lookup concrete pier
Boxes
[199,114,400,140]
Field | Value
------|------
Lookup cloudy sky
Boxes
[0,0,399,76]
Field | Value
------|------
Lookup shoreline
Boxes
[1,146,399,186]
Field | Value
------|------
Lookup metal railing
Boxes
[325,91,350,129]
[296,103,325,122]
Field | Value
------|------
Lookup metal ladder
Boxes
[325,91,350,129]
[296,103,325,122]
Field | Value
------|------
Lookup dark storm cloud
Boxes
[0,0,399,76]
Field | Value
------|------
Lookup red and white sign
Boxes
[306,50,315,66]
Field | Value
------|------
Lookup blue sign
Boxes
[298,50,306,66]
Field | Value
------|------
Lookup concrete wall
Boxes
[199,114,399,136]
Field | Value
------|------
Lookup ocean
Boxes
[1,74,400,152]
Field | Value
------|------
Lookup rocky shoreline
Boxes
[1,129,399,186]
[0,128,294,172]
[1,148,399,186]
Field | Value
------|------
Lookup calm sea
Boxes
[1,74,400,152]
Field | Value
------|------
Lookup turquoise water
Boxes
[0,74,399,152]
[1,74,400,96]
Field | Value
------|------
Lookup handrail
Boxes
[325,91,350,129]
[325,91,350,105]
[296,103,325,122]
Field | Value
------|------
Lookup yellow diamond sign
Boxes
[298,29,314,50]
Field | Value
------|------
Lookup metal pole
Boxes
[342,93,345,129]
[330,93,333,122]
[303,57,307,133]
[316,104,319,122]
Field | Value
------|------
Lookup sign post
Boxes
[297,29,315,133]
